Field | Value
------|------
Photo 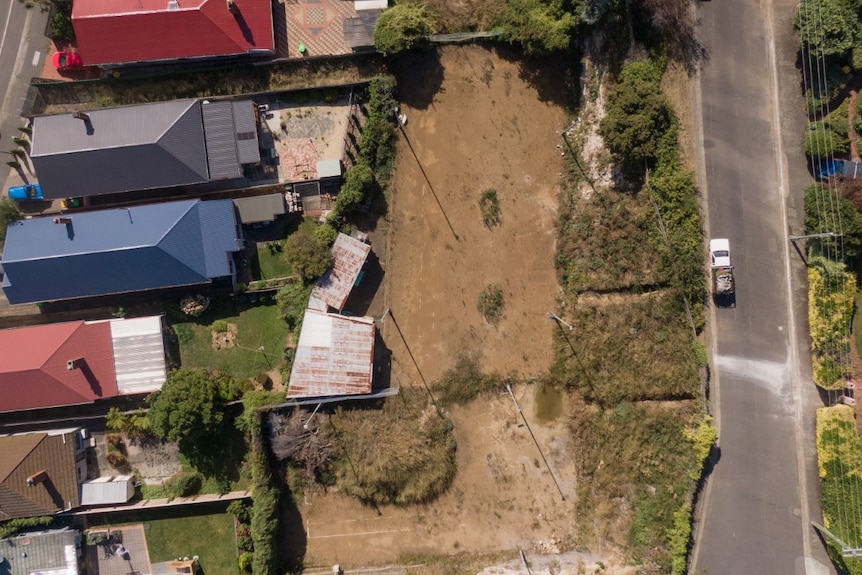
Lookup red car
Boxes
[51,50,82,71]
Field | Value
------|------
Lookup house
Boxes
[287,309,375,398]
[2,199,241,305]
[0,316,168,413]
[0,429,89,520]
[30,99,260,200]
[307,232,371,312]
[71,0,274,67]
[0,528,81,575]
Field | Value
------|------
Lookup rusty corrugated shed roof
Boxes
[0,430,82,520]
[308,233,371,312]
[287,310,375,398]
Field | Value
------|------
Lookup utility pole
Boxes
[547,312,574,331]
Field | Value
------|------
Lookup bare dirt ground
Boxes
[294,46,635,574]
[381,45,566,383]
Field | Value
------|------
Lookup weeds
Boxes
[479,188,501,228]
[431,355,503,406]
[477,284,504,322]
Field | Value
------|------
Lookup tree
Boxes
[805,183,862,258]
[795,0,857,60]
[500,0,576,54]
[284,227,332,281]
[147,368,225,457]
[335,161,375,217]
[373,3,434,57]
[599,59,675,165]
[0,197,23,247]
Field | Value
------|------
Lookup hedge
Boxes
[816,405,862,574]
[808,257,856,390]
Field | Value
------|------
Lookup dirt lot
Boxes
[294,47,641,572]
[382,45,566,383]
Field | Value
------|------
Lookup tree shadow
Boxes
[492,44,576,109]
[392,49,444,111]
[278,482,307,572]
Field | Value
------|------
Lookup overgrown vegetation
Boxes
[816,405,862,574]
[284,226,332,281]
[327,389,457,506]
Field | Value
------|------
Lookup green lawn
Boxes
[174,301,288,379]
[255,244,293,280]
[143,513,238,575]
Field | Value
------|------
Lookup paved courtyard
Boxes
[86,525,152,575]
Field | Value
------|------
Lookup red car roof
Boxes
[72,0,274,66]
[0,321,118,412]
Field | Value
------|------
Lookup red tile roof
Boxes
[0,321,117,413]
[72,0,275,66]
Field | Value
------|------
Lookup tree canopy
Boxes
[599,59,675,165]
[795,0,857,59]
[0,197,23,248]
[284,227,333,281]
[373,3,434,57]
[147,368,225,455]
[500,0,576,54]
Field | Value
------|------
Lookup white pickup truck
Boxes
[709,238,735,302]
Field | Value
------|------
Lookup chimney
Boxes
[26,470,48,487]
[227,0,238,14]
[53,217,72,225]
[167,0,179,9]
[72,111,90,122]
[67,357,85,370]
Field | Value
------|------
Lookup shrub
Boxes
[227,500,252,523]
[0,516,52,539]
[805,121,850,157]
[360,76,398,187]
[106,452,126,468]
[477,284,505,321]
[174,472,203,497]
[499,0,576,54]
[238,552,254,573]
[50,10,74,40]
[805,183,862,259]
[808,257,856,390]
[479,188,501,228]
[211,319,229,333]
[314,222,339,245]
[275,281,313,330]
[250,449,279,575]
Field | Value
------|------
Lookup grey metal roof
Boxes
[201,101,241,180]
[233,101,261,165]
[233,193,286,224]
[343,10,381,49]
[30,100,209,199]
[79,476,134,506]
[1,199,240,305]
[0,529,80,575]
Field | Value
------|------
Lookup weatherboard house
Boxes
[1,199,242,305]
[71,0,275,67]
[30,98,260,200]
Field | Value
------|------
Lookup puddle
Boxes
[533,381,563,423]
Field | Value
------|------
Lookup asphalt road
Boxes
[691,0,835,572]
[0,0,48,180]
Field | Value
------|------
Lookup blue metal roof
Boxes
[1,199,239,304]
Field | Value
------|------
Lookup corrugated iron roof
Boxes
[233,101,261,165]
[308,233,370,312]
[287,310,375,398]
[0,431,82,519]
[343,10,381,49]
[1,199,239,305]
[71,0,274,66]
[30,100,209,199]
